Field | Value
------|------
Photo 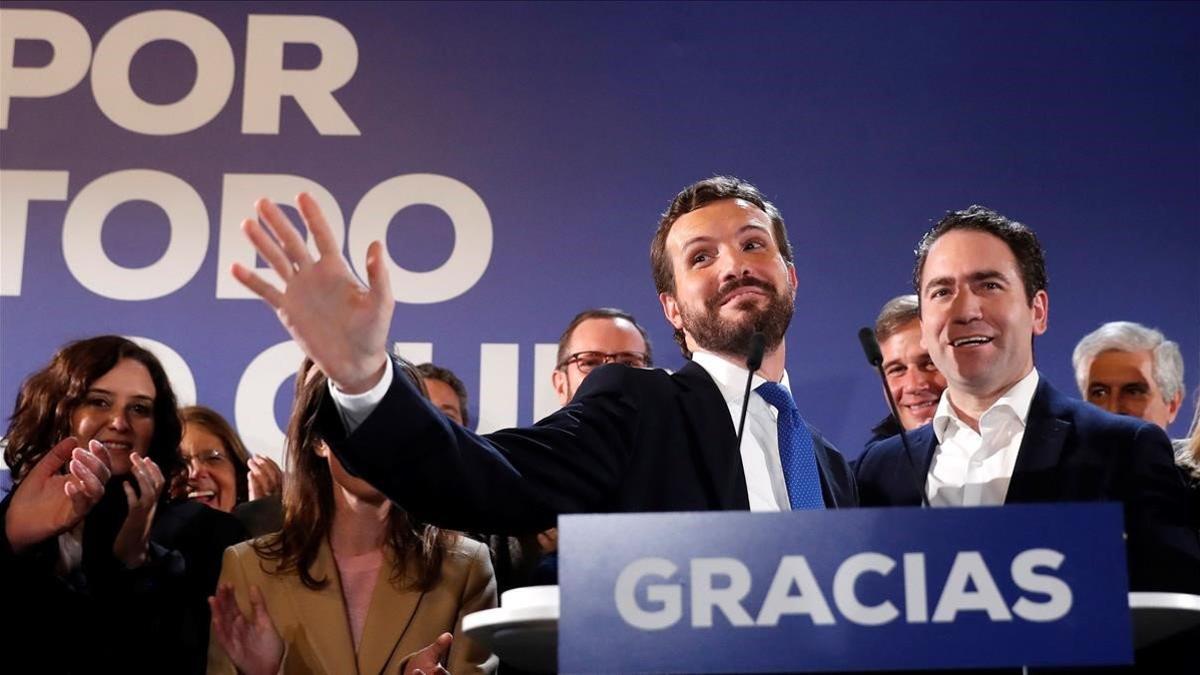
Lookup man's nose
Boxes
[719,246,754,282]
[949,288,983,322]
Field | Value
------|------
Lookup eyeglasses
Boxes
[557,351,649,373]
[181,448,229,471]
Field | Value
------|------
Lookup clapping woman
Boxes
[0,335,246,675]
[208,358,498,674]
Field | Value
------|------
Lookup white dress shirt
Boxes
[927,368,1040,507]
[688,351,791,512]
[329,351,795,511]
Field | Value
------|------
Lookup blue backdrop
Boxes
[2,1,1197,465]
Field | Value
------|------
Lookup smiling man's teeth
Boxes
[187,490,215,499]
[951,336,992,347]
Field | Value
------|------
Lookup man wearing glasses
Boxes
[232,176,857,537]
[552,307,653,406]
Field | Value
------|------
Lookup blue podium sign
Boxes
[559,504,1131,672]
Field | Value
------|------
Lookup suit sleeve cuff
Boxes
[328,360,394,434]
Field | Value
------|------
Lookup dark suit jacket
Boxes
[0,487,248,675]
[854,377,1200,593]
[321,360,858,535]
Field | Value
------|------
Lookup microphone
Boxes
[857,327,930,508]
[735,333,767,453]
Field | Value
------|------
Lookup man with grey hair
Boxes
[1072,321,1185,432]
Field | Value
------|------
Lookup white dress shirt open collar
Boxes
[927,368,1040,507]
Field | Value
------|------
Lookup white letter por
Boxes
[91,10,234,135]
[0,9,91,128]
[243,14,360,135]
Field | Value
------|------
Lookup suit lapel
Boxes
[289,541,360,675]
[900,426,938,505]
[356,548,424,675]
[1006,379,1072,503]
[674,361,750,510]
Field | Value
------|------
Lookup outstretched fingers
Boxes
[296,192,341,259]
[257,198,314,271]
[242,215,296,282]
[365,240,394,305]
[231,260,284,308]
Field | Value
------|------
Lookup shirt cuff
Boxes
[328,360,393,434]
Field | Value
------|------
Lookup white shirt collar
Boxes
[690,349,792,405]
[933,368,1040,443]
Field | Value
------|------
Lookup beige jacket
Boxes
[207,535,498,674]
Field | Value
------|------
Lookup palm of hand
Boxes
[225,614,283,675]
[276,252,392,389]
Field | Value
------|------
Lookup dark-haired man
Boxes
[232,177,856,538]
[415,362,471,427]
[854,206,1199,593]
[552,307,652,406]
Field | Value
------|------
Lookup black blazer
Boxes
[321,359,858,535]
[854,377,1200,593]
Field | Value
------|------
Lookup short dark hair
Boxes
[556,307,653,367]
[651,176,794,356]
[874,294,920,344]
[415,363,470,427]
[913,205,1047,308]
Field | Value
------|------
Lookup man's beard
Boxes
[682,277,794,359]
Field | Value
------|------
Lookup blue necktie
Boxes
[755,381,825,510]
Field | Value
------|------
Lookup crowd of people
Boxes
[2,176,1198,673]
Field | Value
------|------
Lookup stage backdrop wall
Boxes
[2,1,1198,466]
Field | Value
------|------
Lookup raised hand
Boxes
[112,453,164,568]
[403,632,453,675]
[247,455,284,501]
[209,583,284,675]
[231,193,393,394]
[4,438,111,553]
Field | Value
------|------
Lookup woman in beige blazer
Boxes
[208,359,498,675]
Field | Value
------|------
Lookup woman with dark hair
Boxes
[0,335,246,675]
[208,358,497,674]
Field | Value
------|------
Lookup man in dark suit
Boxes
[854,206,1199,593]
[231,177,857,535]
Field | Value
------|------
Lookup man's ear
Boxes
[1166,389,1184,425]
[552,368,570,407]
[1030,290,1049,336]
[660,291,684,330]
[786,262,798,299]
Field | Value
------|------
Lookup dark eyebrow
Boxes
[86,387,153,402]
[967,270,1007,284]
[923,269,1007,294]
[679,224,771,251]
